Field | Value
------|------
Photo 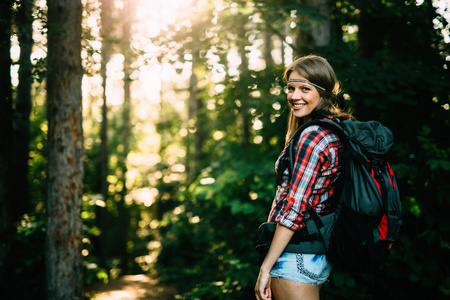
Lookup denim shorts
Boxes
[270,252,332,285]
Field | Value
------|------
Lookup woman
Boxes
[255,55,351,300]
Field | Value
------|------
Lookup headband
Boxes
[288,79,326,92]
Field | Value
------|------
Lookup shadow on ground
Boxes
[85,274,177,300]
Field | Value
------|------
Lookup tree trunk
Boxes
[185,66,192,178]
[280,33,286,66]
[0,0,13,286]
[186,48,201,179]
[97,0,113,268]
[46,0,83,299]
[263,28,273,68]
[237,15,250,145]
[118,0,134,274]
[12,0,34,220]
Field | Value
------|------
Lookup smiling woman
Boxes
[255,56,352,300]
[285,71,322,122]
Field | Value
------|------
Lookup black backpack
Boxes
[257,116,402,273]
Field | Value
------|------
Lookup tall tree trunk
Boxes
[12,0,34,220]
[193,53,207,170]
[280,33,286,66]
[186,48,201,179]
[118,0,134,274]
[97,0,113,268]
[0,0,13,287]
[46,0,83,299]
[295,0,332,54]
[263,28,273,68]
[237,14,250,145]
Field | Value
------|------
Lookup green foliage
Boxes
[1,86,48,298]
[153,59,286,298]
[82,195,111,285]
[2,214,46,300]
[156,152,274,299]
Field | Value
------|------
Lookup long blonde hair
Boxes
[284,55,352,145]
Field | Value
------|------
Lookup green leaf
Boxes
[427,159,450,171]
[421,125,432,136]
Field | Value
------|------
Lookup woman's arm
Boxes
[273,127,328,231]
[255,224,295,300]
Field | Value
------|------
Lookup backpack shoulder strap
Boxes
[270,117,349,254]
[274,116,349,198]
[287,118,348,174]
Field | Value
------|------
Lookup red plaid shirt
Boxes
[268,121,343,231]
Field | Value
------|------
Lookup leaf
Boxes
[439,285,450,296]
[390,94,403,102]
[409,272,420,283]
[427,159,450,171]
[440,238,450,250]
[421,125,432,136]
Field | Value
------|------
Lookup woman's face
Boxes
[286,70,321,122]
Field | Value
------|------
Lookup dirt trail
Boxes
[85,274,177,300]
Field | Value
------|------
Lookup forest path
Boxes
[85,274,177,300]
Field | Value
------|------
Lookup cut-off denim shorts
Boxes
[270,252,332,285]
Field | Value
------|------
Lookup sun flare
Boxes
[136,0,196,38]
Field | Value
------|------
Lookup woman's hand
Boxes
[255,269,272,300]
[255,224,295,299]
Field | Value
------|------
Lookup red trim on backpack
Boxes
[371,167,382,195]
[379,214,388,240]
[387,162,396,189]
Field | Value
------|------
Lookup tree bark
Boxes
[12,0,34,220]
[97,0,113,268]
[187,47,202,178]
[237,14,250,145]
[118,0,134,274]
[0,0,13,287]
[46,0,84,299]
[263,27,273,68]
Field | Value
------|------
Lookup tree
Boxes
[263,22,274,68]
[97,0,113,268]
[237,11,251,145]
[45,0,84,298]
[0,0,13,289]
[12,0,34,220]
[174,6,213,178]
[116,0,135,274]
[186,45,201,179]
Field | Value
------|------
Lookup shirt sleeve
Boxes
[276,126,333,231]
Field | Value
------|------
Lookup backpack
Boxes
[256,116,402,273]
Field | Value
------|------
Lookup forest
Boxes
[0,0,449,299]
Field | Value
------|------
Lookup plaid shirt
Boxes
[268,122,343,231]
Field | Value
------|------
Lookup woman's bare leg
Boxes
[271,277,321,300]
